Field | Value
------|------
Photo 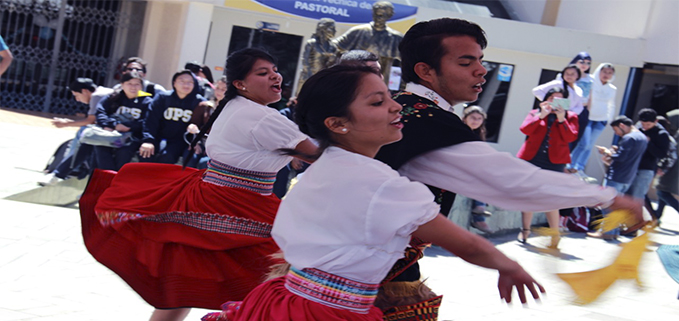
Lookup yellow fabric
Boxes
[591,209,638,233]
[557,227,651,304]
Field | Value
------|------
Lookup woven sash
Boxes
[285,267,379,314]
[202,159,276,195]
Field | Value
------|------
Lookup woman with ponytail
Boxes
[79,48,316,321]
[204,64,545,321]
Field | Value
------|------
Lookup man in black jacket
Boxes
[626,108,671,201]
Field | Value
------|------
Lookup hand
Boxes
[290,158,304,170]
[51,117,73,128]
[187,123,200,134]
[115,124,130,132]
[287,97,298,107]
[193,144,203,155]
[596,145,610,155]
[657,169,665,177]
[553,106,566,122]
[497,265,546,304]
[139,142,155,158]
[606,195,643,225]
[538,102,551,118]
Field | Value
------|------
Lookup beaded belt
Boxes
[202,159,276,195]
[285,267,379,314]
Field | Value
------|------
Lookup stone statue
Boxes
[333,1,403,82]
[298,18,339,91]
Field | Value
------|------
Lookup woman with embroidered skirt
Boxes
[79,48,317,321]
[203,65,545,321]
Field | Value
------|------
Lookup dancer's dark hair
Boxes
[279,64,381,159]
[183,48,277,168]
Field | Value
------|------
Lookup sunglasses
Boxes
[577,60,591,65]
[126,67,144,72]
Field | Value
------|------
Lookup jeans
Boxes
[626,169,655,200]
[570,120,607,170]
[656,189,679,220]
[471,199,486,223]
[602,179,631,236]
[94,143,139,171]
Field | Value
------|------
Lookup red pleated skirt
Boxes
[79,163,281,309]
[202,277,384,321]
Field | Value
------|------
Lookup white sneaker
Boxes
[38,173,63,186]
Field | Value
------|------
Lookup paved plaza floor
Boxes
[1,108,678,320]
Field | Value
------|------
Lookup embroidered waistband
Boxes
[202,159,276,195]
[285,267,379,314]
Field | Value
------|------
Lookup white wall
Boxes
[643,0,679,65]
[139,1,188,89]
[501,0,679,65]
[556,0,653,39]
[176,2,214,72]
[503,0,545,24]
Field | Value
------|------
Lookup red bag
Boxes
[566,207,591,233]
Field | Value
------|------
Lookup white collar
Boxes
[404,83,454,113]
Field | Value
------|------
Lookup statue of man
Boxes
[333,1,403,82]
[298,18,339,91]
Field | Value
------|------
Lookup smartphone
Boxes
[550,97,570,110]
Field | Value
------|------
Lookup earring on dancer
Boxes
[341,128,347,132]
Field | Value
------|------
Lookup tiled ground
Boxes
[1,107,678,320]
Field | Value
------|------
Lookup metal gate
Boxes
[0,0,127,115]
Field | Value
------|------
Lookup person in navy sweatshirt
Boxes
[94,71,153,171]
[139,69,206,164]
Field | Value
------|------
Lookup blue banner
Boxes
[254,0,417,23]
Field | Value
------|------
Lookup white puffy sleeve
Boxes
[365,176,440,245]
[251,112,308,151]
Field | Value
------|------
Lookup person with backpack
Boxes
[626,109,671,206]
[93,71,153,171]
[651,110,678,225]
[39,78,113,186]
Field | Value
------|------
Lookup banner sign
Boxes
[252,0,418,23]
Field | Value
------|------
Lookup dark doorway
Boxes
[469,61,515,143]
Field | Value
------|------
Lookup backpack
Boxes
[657,134,677,174]
[145,82,157,97]
[44,139,73,174]
[565,207,591,233]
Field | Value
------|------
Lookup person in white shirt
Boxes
[206,64,546,321]
[570,63,617,173]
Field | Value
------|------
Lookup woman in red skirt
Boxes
[204,64,545,321]
[80,48,317,321]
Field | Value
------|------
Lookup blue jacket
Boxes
[142,77,205,144]
[607,130,648,184]
[96,92,153,139]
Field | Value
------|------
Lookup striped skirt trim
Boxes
[96,211,273,238]
[285,267,379,314]
[202,159,276,195]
